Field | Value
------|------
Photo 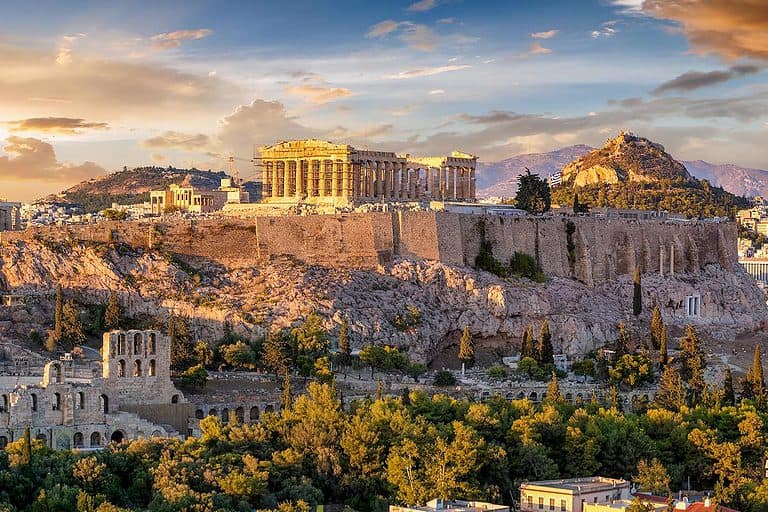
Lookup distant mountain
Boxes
[682,160,768,198]
[477,144,592,198]
[561,131,693,187]
[46,166,229,212]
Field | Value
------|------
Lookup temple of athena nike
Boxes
[259,139,478,205]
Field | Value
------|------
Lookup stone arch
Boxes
[136,431,146,439]
[53,392,61,411]
[133,359,142,377]
[151,430,162,438]
[195,409,204,419]
[100,394,109,413]
[517,391,525,399]
[35,433,47,445]
[133,333,142,355]
[73,432,84,448]
[506,393,514,400]
[529,391,538,401]
[149,333,157,354]
[208,408,217,417]
[171,394,179,404]
[148,360,156,377]
[249,406,259,421]
[118,359,126,377]
[90,431,101,446]
[264,404,274,413]
[30,393,38,412]
[565,392,573,402]
[576,393,584,403]
[222,408,230,424]
[78,391,85,409]
[110,430,125,444]
[0,436,7,449]
[236,406,244,423]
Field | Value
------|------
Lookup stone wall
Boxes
[0,212,738,282]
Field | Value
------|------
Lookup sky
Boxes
[1,0,767,200]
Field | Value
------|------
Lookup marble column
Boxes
[425,168,432,197]
[399,165,406,199]
[449,166,457,200]
[281,160,289,197]
[409,169,417,199]
[469,167,476,200]
[368,161,375,198]
[293,160,301,199]
[319,160,326,197]
[342,162,350,199]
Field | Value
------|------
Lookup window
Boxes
[117,334,126,355]
[605,496,609,503]
[31,393,37,412]
[550,499,555,510]
[528,497,533,509]
[118,360,126,377]
[149,334,156,354]
[685,294,701,317]
[593,498,598,504]
[133,333,142,355]
[90,432,101,447]
[100,394,109,413]
[1,394,8,412]
[539,498,544,510]
[148,360,156,377]
[73,432,84,448]
[133,359,142,377]
[53,392,61,411]
[78,392,85,410]
[561,500,566,511]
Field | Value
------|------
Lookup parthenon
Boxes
[259,139,477,204]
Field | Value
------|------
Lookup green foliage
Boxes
[433,370,456,387]
[359,345,409,378]
[610,354,655,389]
[103,292,121,331]
[391,305,422,331]
[222,341,257,369]
[515,168,551,214]
[635,458,671,496]
[487,365,508,380]
[743,345,766,405]
[650,305,664,350]
[291,314,330,355]
[475,240,508,277]
[537,320,554,366]
[168,315,194,371]
[178,364,207,390]
[572,358,596,378]
[337,317,351,366]
[633,267,642,316]
[509,251,545,281]
[678,324,705,405]
[102,209,127,221]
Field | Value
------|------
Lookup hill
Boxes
[47,166,229,212]
[551,132,748,218]
[682,160,768,198]
[476,145,592,198]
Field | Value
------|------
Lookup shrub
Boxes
[475,240,508,277]
[392,305,422,331]
[487,365,508,380]
[509,252,545,282]
[433,369,456,386]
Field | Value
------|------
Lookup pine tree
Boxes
[679,325,705,404]
[62,299,86,345]
[281,369,292,410]
[104,291,121,331]
[545,371,563,403]
[650,305,663,350]
[338,317,351,366]
[264,331,290,377]
[655,365,686,411]
[20,426,31,466]
[521,325,535,359]
[537,320,554,366]
[633,267,642,316]
[572,192,580,213]
[659,324,668,365]
[54,284,63,336]
[723,368,736,406]
[458,326,474,375]
[745,345,765,404]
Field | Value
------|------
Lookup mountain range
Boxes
[478,143,768,199]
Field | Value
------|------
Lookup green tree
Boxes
[515,168,551,214]
[615,322,630,359]
[222,341,256,368]
[433,370,456,387]
[744,344,765,404]
[650,305,663,349]
[458,326,474,375]
[655,365,686,411]
[679,325,705,405]
[62,299,86,345]
[633,267,642,316]
[54,284,63,336]
[723,367,736,406]
[264,331,291,377]
[659,324,668,365]
[338,317,351,366]
[545,372,563,403]
[291,313,330,355]
[282,369,293,409]
[168,315,194,371]
[537,320,554,366]
[521,325,535,359]
[103,292,121,331]
[178,364,207,389]
[634,458,671,495]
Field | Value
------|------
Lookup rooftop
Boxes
[390,499,508,512]
[521,477,629,493]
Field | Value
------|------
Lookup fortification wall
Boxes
[0,212,737,283]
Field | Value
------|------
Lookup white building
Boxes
[520,477,631,512]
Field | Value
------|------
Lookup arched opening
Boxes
[78,392,85,409]
[133,333,142,355]
[151,430,162,438]
[221,408,229,424]
[529,391,538,402]
[54,363,63,383]
[0,436,7,449]
[110,430,125,444]
[90,432,101,446]
[117,334,126,355]
[208,408,217,417]
[133,359,142,377]
[53,392,61,411]
[73,432,84,448]
[565,393,573,402]
[148,360,156,377]
[249,406,259,421]
[235,406,244,423]
[195,409,204,419]
[264,404,274,413]
[171,394,179,404]
[31,393,38,412]
[149,333,156,354]
[1,394,8,412]
[517,391,525,399]
[35,433,47,445]
[118,360,126,377]
[100,394,109,413]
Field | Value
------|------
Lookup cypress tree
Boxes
[21,426,31,466]
[746,345,765,404]
[616,322,630,359]
[545,371,563,403]
[655,365,686,411]
[281,369,292,410]
[458,325,475,375]
[104,291,121,331]
[54,284,63,336]
[723,368,736,406]
[633,267,642,316]
[537,320,554,366]
[679,325,705,405]
[376,380,383,401]
[659,324,668,365]
[650,305,663,350]
[521,325,535,359]
[338,318,351,366]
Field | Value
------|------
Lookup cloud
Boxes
[652,65,761,95]
[55,33,86,66]
[529,42,552,55]
[429,89,445,95]
[591,21,618,39]
[407,0,437,12]
[6,117,109,135]
[437,18,454,24]
[151,153,167,164]
[366,20,401,38]
[389,104,417,116]
[327,124,394,140]
[384,64,470,79]
[285,84,353,104]
[142,131,214,151]
[642,0,768,60]
[150,29,213,49]
[609,0,644,13]
[0,136,105,182]
[531,30,559,39]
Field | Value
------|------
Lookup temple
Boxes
[259,139,477,205]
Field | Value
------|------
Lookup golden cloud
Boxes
[150,29,213,49]
[285,84,353,104]
[643,0,768,60]
[142,131,213,151]
[0,136,105,182]
[6,117,109,135]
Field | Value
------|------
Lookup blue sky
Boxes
[0,0,767,200]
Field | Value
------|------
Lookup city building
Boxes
[0,201,22,231]
[259,139,477,205]
[520,477,631,512]
[547,171,562,187]
[390,498,509,512]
